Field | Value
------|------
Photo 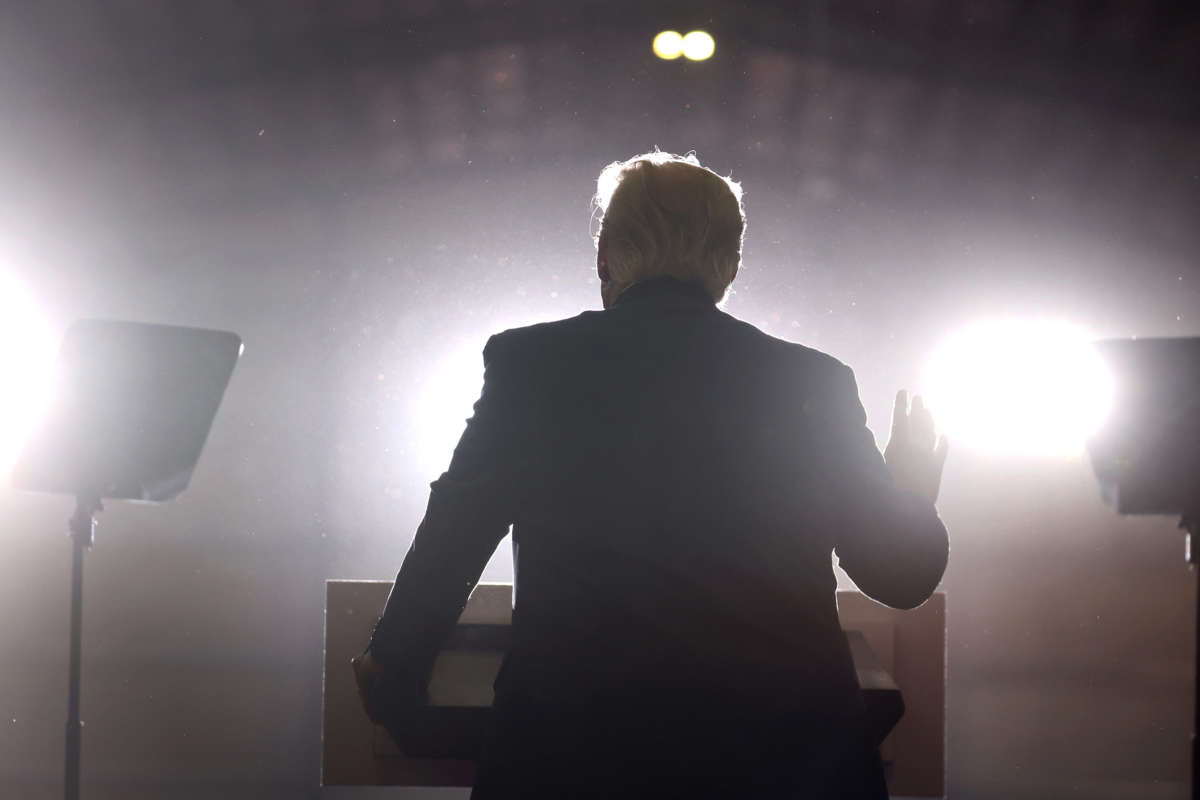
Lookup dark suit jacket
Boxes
[367,275,948,795]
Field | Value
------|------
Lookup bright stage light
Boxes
[653,30,684,60]
[0,274,56,476]
[681,31,715,61]
[412,340,487,479]
[923,320,1113,458]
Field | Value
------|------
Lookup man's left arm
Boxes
[355,332,525,738]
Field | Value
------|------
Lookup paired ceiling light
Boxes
[653,30,715,61]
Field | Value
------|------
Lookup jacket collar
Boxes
[611,275,716,309]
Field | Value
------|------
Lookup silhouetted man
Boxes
[354,152,950,798]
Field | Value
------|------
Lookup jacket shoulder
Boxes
[720,313,851,377]
[484,311,605,356]
[488,309,851,381]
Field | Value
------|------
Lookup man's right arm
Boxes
[817,363,949,610]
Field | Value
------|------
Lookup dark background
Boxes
[1,1,1198,797]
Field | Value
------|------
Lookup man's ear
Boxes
[596,235,610,282]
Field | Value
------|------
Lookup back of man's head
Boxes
[594,151,745,304]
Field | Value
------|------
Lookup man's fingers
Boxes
[891,389,909,439]
[910,395,936,450]
[935,434,950,467]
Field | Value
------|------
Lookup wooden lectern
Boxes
[323,582,945,797]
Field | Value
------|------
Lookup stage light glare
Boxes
[412,341,486,479]
[681,31,715,61]
[0,274,56,476]
[922,320,1113,458]
[653,30,684,60]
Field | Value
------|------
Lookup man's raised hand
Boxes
[883,390,949,504]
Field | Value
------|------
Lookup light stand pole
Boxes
[11,319,242,800]
[64,495,100,800]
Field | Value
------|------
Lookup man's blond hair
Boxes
[594,151,745,304]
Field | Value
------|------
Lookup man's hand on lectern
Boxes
[351,652,386,725]
[351,649,428,752]
[884,390,949,504]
